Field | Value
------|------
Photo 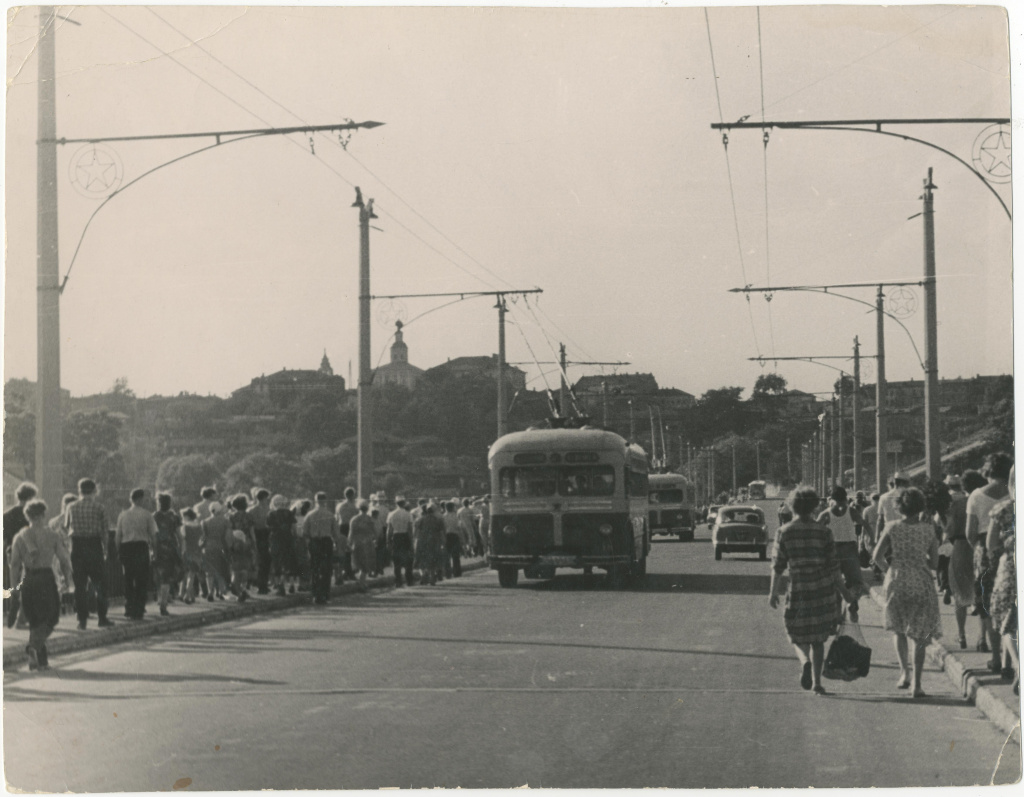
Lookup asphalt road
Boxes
[4,526,1020,789]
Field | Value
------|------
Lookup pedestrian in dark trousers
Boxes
[9,499,73,671]
[4,481,38,629]
[248,488,272,594]
[336,487,359,580]
[64,479,114,630]
[116,488,157,621]
[443,501,462,578]
[303,492,341,605]
[387,498,415,587]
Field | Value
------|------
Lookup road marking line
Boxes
[5,685,922,701]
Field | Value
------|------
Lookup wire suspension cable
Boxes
[60,132,265,292]
[705,8,763,358]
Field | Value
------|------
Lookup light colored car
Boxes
[712,505,768,561]
[706,504,723,529]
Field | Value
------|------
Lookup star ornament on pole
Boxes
[886,286,918,319]
[68,143,123,198]
[972,123,1011,184]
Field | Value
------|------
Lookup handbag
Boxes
[823,611,872,681]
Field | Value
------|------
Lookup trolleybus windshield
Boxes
[649,488,685,504]
[499,465,616,498]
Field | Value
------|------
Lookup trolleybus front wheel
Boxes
[497,565,519,588]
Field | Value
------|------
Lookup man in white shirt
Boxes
[116,488,158,621]
[386,498,415,587]
[877,472,910,539]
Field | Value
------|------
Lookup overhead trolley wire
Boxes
[704,8,763,360]
[147,7,515,292]
[111,7,506,293]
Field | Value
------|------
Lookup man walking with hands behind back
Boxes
[64,478,114,630]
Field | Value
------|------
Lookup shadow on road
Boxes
[826,691,969,706]
[526,572,772,595]
[208,627,797,663]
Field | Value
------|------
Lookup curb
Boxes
[3,559,490,670]
[867,584,1021,742]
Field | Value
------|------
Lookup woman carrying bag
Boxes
[769,486,854,695]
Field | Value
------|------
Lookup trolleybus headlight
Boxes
[502,524,517,536]
[598,523,613,535]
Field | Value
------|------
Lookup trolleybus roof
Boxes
[489,427,645,460]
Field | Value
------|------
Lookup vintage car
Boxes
[712,505,768,561]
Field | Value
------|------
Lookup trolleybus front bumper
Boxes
[490,553,632,571]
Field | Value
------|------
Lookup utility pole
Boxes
[731,441,737,496]
[922,168,941,479]
[786,437,792,482]
[36,7,61,511]
[602,381,609,427]
[354,188,376,498]
[876,285,888,493]
[648,407,658,464]
[497,295,508,438]
[853,337,861,492]
[628,401,635,442]
[829,400,837,491]
[755,440,761,481]
[819,419,828,495]
[837,378,845,488]
[558,343,568,419]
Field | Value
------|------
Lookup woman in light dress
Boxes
[872,487,941,698]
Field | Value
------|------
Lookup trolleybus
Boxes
[648,472,697,541]
[488,426,650,588]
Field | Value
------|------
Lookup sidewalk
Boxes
[3,558,489,670]
[865,575,1021,742]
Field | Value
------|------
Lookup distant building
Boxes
[427,355,527,392]
[374,321,424,390]
[776,389,824,418]
[573,373,660,397]
[656,387,697,410]
[232,352,346,403]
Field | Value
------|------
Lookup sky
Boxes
[4,4,1015,403]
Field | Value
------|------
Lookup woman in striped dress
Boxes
[769,487,852,695]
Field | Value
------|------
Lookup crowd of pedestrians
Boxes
[3,475,492,671]
[768,451,1017,698]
